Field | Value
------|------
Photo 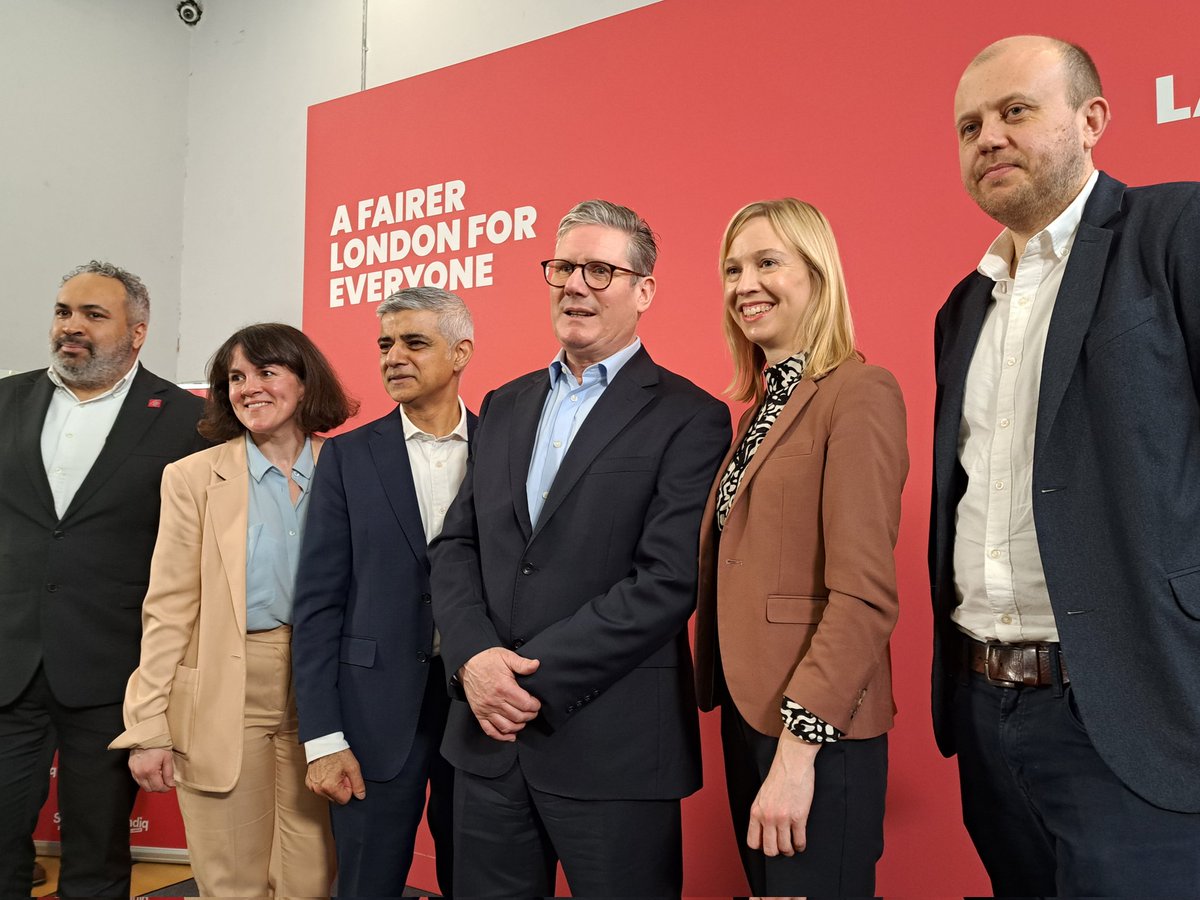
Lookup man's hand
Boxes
[747,730,820,857]
[305,748,366,805]
[459,647,541,741]
[128,748,175,793]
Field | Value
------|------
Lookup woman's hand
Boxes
[747,730,820,856]
[128,748,175,792]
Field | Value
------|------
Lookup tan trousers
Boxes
[176,627,334,898]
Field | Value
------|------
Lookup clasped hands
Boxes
[459,646,540,741]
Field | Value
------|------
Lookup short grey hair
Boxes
[556,199,658,276]
[377,286,474,345]
[61,260,150,325]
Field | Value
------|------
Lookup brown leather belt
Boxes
[963,636,1068,688]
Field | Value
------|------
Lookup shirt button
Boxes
[993,480,1004,491]
[999,418,1010,428]
[435,461,444,468]
[1006,357,1017,367]
[1000,614,1013,625]
[541,491,549,499]
[1017,297,1030,307]
[553,441,562,449]
[288,530,297,536]
[65,433,74,439]
[570,395,578,403]
[989,549,1002,560]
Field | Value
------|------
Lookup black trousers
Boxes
[721,701,887,898]
[0,666,137,899]
[332,656,455,898]
[453,759,683,898]
[955,671,1200,896]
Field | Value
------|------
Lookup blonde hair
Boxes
[719,198,861,404]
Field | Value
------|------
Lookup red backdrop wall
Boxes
[301,2,1200,894]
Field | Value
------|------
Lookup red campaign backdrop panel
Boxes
[303,1,1199,894]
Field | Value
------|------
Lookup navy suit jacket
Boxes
[430,346,731,800]
[930,173,1200,811]
[292,406,475,782]
[0,365,208,708]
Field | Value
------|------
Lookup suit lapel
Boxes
[63,367,173,520]
[530,350,657,541]
[725,379,818,514]
[17,374,57,519]
[934,277,992,494]
[369,410,430,568]
[1035,174,1122,451]
[508,374,548,541]
[209,440,250,635]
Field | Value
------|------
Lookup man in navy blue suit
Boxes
[292,286,475,897]
[930,35,1200,896]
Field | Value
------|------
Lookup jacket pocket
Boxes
[166,664,198,755]
[340,635,377,667]
[765,594,828,624]
[1168,565,1200,620]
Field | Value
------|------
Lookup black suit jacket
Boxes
[930,173,1200,811]
[430,347,731,800]
[0,366,208,708]
[292,407,475,782]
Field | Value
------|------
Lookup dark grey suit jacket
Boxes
[293,407,475,782]
[930,172,1200,811]
[431,347,731,800]
[0,366,209,708]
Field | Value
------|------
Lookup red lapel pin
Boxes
[147,398,163,408]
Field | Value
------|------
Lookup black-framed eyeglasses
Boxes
[540,259,648,291]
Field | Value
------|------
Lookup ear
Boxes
[131,321,148,352]
[635,275,656,315]
[1080,96,1111,151]
[451,338,474,373]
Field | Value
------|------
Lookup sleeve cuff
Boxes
[304,731,350,763]
[781,697,843,744]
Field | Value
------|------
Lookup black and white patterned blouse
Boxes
[715,352,843,745]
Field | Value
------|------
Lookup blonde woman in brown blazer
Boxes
[110,324,355,897]
[695,199,908,897]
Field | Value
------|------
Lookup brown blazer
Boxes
[695,358,908,739]
[111,437,320,792]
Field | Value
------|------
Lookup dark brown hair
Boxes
[198,323,358,441]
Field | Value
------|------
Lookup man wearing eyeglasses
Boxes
[430,199,730,896]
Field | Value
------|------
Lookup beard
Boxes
[50,330,136,391]
[965,137,1087,237]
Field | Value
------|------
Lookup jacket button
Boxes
[53,530,66,540]
[416,651,428,663]
[421,593,432,604]
[46,583,59,593]
[521,563,534,575]
[566,703,576,713]
[512,639,524,649]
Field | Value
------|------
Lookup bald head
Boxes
[966,35,1102,111]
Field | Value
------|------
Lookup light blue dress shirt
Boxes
[244,434,314,631]
[526,338,642,526]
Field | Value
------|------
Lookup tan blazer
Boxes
[111,437,317,792]
[694,359,908,739]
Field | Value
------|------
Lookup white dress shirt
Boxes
[41,361,140,518]
[952,171,1099,643]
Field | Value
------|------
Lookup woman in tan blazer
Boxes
[694,199,908,897]
[110,324,356,897]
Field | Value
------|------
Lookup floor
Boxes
[33,856,195,898]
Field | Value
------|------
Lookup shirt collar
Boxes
[47,359,140,403]
[764,352,808,396]
[399,396,469,442]
[547,336,642,388]
[977,169,1100,281]
[245,433,314,483]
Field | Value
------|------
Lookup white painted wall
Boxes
[1,0,659,381]
[0,0,189,378]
